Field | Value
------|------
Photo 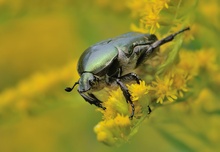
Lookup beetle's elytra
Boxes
[65,27,190,119]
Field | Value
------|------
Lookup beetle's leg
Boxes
[88,93,106,110]
[79,91,106,110]
[148,27,190,51]
[116,79,135,119]
[119,72,141,84]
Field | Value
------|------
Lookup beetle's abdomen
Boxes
[77,44,118,75]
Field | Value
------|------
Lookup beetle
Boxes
[65,27,190,119]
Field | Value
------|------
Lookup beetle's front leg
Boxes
[78,91,106,110]
[116,79,135,119]
[119,72,141,84]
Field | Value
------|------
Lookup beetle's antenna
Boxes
[150,27,190,50]
[65,82,79,92]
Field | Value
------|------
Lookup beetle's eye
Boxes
[89,78,97,86]
[89,80,94,86]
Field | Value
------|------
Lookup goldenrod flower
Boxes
[0,61,77,110]
[141,1,161,34]
[171,68,189,97]
[94,114,131,146]
[128,0,170,33]
[94,81,151,146]
[100,88,129,119]
[141,11,160,34]
[151,75,177,103]
[127,81,150,101]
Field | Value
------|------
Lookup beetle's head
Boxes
[78,72,98,93]
[65,72,98,93]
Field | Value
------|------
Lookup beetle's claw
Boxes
[129,114,134,120]
[98,103,106,110]
[137,78,141,84]
[147,105,152,114]
[97,103,106,110]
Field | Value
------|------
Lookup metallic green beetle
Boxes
[65,27,190,119]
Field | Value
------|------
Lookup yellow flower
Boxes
[141,1,161,34]
[94,121,116,146]
[141,11,160,34]
[151,75,177,103]
[114,114,131,127]
[95,81,151,146]
[101,88,129,120]
[128,0,170,34]
[127,81,150,101]
[94,114,131,146]
[171,68,189,97]
[127,81,151,117]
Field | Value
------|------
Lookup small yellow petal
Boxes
[170,94,177,100]
[167,97,174,102]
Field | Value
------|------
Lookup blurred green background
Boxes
[0,0,219,152]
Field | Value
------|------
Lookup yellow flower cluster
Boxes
[127,0,170,33]
[151,48,218,104]
[94,81,151,146]
[0,61,78,112]
[94,114,131,146]
[127,0,199,35]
